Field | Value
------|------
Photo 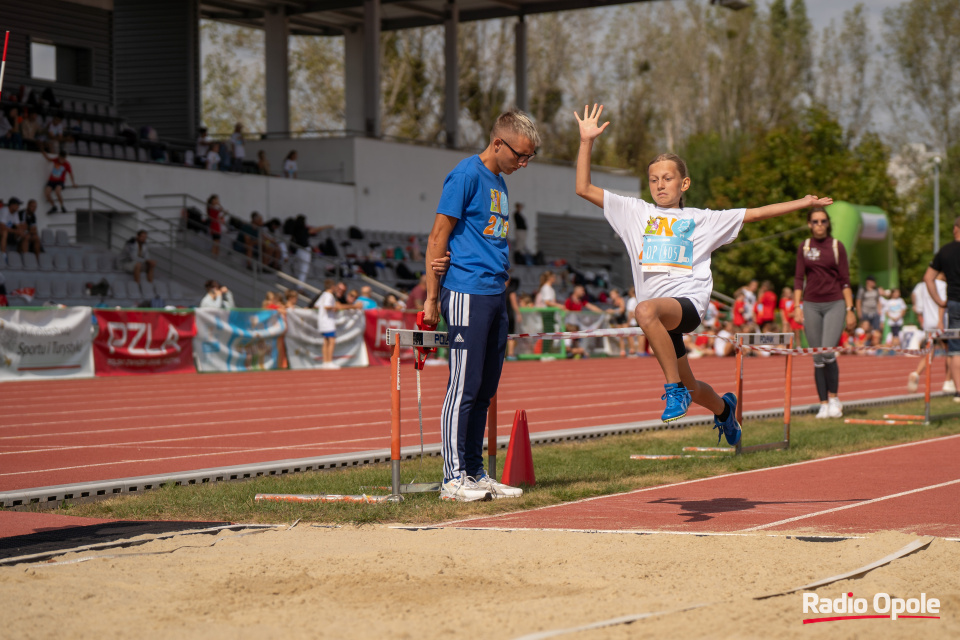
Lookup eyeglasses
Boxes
[810,219,829,225]
[499,138,536,163]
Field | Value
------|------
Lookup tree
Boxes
[816,4,876,144]
[201,21,265,135]
[289,36,344,133]
[883,0,960,154]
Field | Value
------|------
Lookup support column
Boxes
[264,9,290,136]
[344,28,365,134]
[515,15,528,112]
[363,0,381,138]
[444,0,459,148]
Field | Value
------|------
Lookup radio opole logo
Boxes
[802,591,941,624]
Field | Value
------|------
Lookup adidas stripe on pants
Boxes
[440,287,508,481]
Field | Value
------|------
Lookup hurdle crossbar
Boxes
[385,328,498,498]
[735,333,793,455]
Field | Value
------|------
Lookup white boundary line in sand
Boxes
[391,525,863,540]
[436,432,960,529]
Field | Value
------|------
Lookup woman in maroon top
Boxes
[793,207,857,419]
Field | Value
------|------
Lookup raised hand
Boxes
[574,103,610,142]
[804,195,834,207]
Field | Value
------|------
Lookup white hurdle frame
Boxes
[734,333,794,454]
[384,328,499,498]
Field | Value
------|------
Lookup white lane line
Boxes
[438,433,960,528]
[739,478,960,531]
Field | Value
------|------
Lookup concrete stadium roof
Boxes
[200,0,666,36]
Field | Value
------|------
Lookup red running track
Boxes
[0,354,937,493]
[443,434,960,537]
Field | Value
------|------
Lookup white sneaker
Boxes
[320,361,340,370]
[474,473,523,499]
[815,404,830,419]
[907,372,919,392]
[440,476,492,502]
[943,379,956,393]
[827,397,843,418]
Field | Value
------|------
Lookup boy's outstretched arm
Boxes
[743,195,833,223]
[574,104,609,208]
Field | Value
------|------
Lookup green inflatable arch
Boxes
[825,201,899,290]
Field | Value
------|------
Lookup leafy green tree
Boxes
[201,21,265,135]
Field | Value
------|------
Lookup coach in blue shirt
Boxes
[423,110,540,502]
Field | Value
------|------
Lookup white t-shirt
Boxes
[603,191,745,318]
[206,150,221,170]
[0,206,13,228]
[315,290,337,334]
[885,297,907,326]
[913,280,947,332]
[284,159,298,177]
[535,283,556,307]
[715,329,733,356]
[231,133,245,159]
[625,295,638,326]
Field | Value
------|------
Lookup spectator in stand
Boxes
[206,194,228,256]
[732,288,747,329]
[7,199,42,258]
[608,287,630,357]
[205,142,222,171]
[512,202,529,255]
[257,150,271,175]
[794,206,856,419]
[288,215,332,283]
[199,280,235,309]
[195,126,210,167]
[262,291,284,310]
[41,149,75,213]
[356,285,378,309]
[406,274,428,311]
[284,288,300,308]
[283,150,298,179]
[230,123,246,171]
[755,280,777,329]
[260,218,284,270]
[119,230,156,288]
[534,270,562,307]
[564,285,604,336]
[45,115,66,154]
[234,212,276,269]
[382,293,400,310]
[856,276,882,333]
[715,321,735,357]
[407,235,423,261]
[20,109,42,151]
[0,107,23,150]
[0,197,20,259]
[313,279,363,369]
[742,279,758,325]
[884,288,907,349]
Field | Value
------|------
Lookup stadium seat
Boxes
[38,253,54,271]
[56,230,70,246]
[153,281,170,299]
[92,121,105,137]
[101,144,113,159]
[114,144,126,159]
[52,280,68,299]
[41,228,56,246]
[67,280,85,297]
[53,253,70,271]
[98,254,115,271]
[137,147,148,162]
[81,120,93,135]
[124,146,136,162]
[83,254,99,272]
[104,123,116,137]
[169,281,184,300]
[68,254,83,272]
[35,279,52,300]
[23,253,39,270]
[63,140,77,155]
[5,252,23,270]
[126,281,143,300]
[89,142,102,157]
[77,140,89,156]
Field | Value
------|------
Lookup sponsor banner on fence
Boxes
[363,309,420,366]
[194,309,286,372]
[285,308,369,369]
[0,307,94,381]
[92,310,197,376]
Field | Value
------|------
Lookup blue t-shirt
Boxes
[436,155,510,295]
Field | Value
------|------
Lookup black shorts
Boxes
[47,181,65,190]
[669,297,702,359]
[210,232,221,241]
[507,307,516,334]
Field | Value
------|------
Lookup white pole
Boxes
[0,32,10,100]
[934,156,942,254]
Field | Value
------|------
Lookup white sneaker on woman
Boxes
[815,404,830,419]
[827,397,843,418]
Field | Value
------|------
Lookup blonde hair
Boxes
[647,153,690,208]
[491,109,541,148]
[538,270,554,288]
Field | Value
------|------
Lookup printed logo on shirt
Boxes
[804,246,821,261]
[640,215,695,274]
[490,189,502,214]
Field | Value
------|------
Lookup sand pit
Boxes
[1,524,957,639]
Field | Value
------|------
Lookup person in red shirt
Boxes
[41,150,76,214]
[755,280,778,328]
[732,289,747,328]
[206,194,229,256]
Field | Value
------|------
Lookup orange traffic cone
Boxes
[502,409,535,487]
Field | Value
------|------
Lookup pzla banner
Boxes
[194,309,286,372]
[0,307,94,380]
[92,309,197,376]
[285,308,369,369]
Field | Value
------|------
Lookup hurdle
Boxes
[922,328,960,424]
[385,327,499,499]
[734,333,794,455]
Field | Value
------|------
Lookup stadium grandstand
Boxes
[0,0,651,311]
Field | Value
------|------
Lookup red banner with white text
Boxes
[363,309,421,366]
[93,310,197,376]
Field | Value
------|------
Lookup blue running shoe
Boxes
[713,392,742,446]
[661,383,691,423]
